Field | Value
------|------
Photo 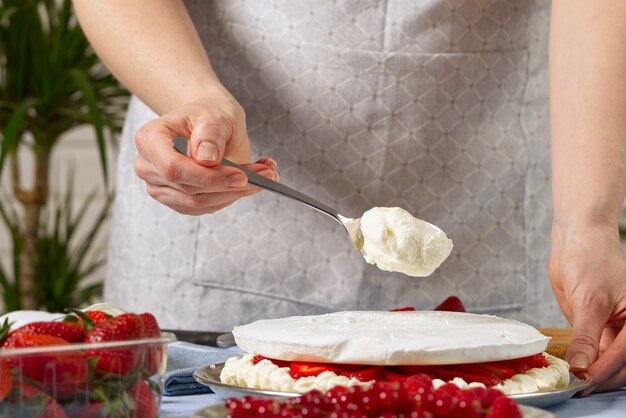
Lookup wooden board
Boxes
[538,328,572,359]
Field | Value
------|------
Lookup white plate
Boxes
[193,363,591,408]
[191,403,555,418]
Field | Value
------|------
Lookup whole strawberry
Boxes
[2,333,87,400]
[84,310,112,325]
[139,313,163,375]
[84,313,146,376]
[10,320,85,343]
[6,383,68,418]
[129,379,157,418]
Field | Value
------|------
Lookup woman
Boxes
[73,0,626,393]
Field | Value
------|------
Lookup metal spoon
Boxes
[171,136,361,248]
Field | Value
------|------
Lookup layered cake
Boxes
[220,310,570,395]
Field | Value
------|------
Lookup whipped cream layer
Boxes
[220,352,570,395]
[346,207,453,277]
[232,311,550,365]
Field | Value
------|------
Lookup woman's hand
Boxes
[549,220,626,394]
[134,90,279,215]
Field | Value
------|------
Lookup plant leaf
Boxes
[0,98,37,174]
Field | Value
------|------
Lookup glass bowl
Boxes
[0,332,175,418]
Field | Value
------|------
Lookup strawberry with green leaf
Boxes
[84,313,146,376]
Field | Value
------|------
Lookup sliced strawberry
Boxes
[289,362,341,379]
[505,353,548,374]
[521,353,549,369]
[252,354,266,365]
[390,307,416,312]
[433,296,466,312]
[396,365,437,376]
[253,355,289,368]
[340,366,385,382]
[480,361,517,380]
[443,364,499,380]
[384,370,410,383]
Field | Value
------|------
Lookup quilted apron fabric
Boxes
[105,0,567,331]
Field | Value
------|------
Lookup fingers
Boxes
[135,152,252,192]
[585,326,626,392]
[591,366,626,393]
[133,97,279,215]
[146,184,261,215]
[566,295,611,372]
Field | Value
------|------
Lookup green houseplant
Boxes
[0,0,128,311]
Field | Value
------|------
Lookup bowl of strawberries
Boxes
[0,306,175,418]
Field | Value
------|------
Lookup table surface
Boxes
[160,388,626,418]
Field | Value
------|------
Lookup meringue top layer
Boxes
[346,207,453,277]
[232,311,550,366]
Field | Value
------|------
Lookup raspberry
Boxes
[372,381,403,412]
[468,387,504,409]
[455,390,482,418]
[407,409,434,418]
[326,385,348,406]
[403,374,433,398]
[432,384,460,418]
[486,396,522,418]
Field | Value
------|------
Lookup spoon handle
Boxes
[172,137,345,223]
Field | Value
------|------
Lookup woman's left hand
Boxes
[549,220,626,394]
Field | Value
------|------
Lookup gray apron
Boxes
[105,0,566,331]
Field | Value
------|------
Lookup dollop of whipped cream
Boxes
[220,352,570,396]
[232,311,550,365]
[221,353,369,393]
[346,207,453,277]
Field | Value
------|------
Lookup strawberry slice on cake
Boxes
[220,310,570,395]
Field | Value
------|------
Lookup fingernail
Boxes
[259,169,276,180]
[569,353,590,371]
[265,158,277,169]
[197,142,218,161]
[225,173,247,187]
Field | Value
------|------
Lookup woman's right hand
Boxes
[133,89,279,215]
